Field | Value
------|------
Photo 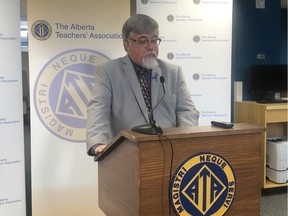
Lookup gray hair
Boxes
[122,14,159,40]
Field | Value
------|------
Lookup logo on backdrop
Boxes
[31,20,52,41]
[34,49,110,142]
[171,152,236,216]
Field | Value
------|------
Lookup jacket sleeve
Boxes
[86,64,112,154]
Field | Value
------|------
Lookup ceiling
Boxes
[20,0,287,21]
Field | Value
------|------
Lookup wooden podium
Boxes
[95,123,265,216]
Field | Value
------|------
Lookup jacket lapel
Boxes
[121,56,163,123]
[151,65,162,109]
[121,56,150,122]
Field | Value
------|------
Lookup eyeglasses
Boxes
[129,38,162,47]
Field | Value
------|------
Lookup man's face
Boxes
[124,31,160,69]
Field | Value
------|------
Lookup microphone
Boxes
[131,76,166,135]
[148,76,165,119]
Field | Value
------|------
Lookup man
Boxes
[86,14,199,156]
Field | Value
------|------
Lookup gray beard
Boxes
[142,55,158,70]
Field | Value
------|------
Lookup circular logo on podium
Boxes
[171,152,236,216]
[34,48,110,142]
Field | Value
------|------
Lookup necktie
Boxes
[138,70,153,122]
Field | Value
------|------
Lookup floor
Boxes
[261,189,287,216]
[23,124,287,216]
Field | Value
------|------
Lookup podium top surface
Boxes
[94,123,265,161]
[121,123,265,142]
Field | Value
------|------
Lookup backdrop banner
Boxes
[0,0,26,215]
[27,0,232,214]
[136,0,233,124]
[27,1,129,215]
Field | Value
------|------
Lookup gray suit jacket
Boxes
[86,55,199,153]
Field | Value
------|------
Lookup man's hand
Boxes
[95,144,106,155]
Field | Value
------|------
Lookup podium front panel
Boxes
[97,124,263,216]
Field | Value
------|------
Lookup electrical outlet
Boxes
[256,0,265,9]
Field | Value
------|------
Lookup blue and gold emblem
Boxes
[171,152,236,216]
[31,20,52,41]
[34,48,110,142]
